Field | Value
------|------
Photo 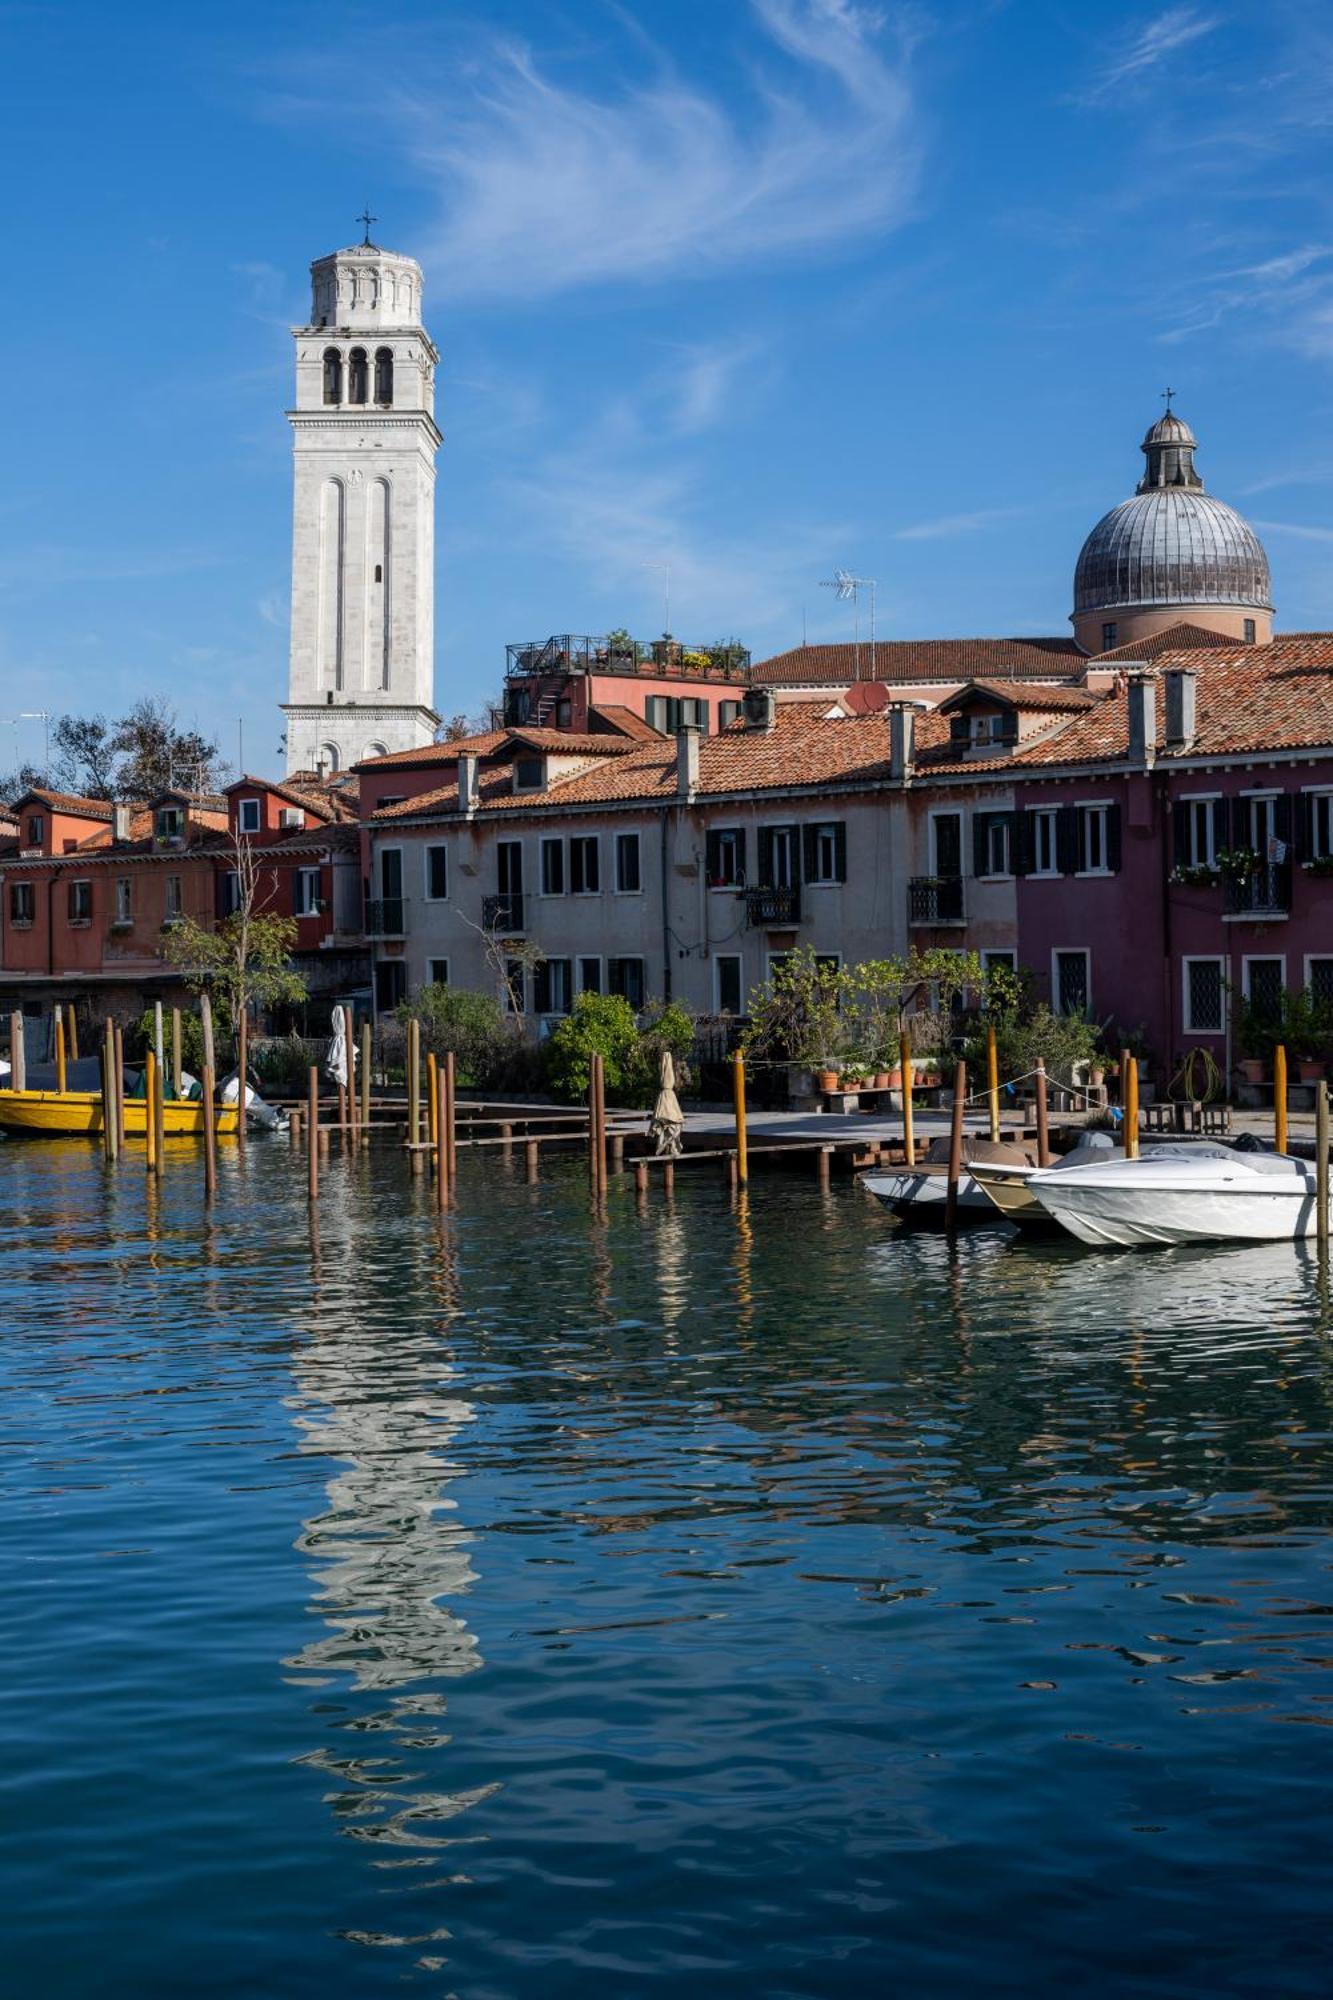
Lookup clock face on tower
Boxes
[283,237,441,776]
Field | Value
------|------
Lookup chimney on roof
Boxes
[742,686,776,732]
[457,752,479,816]
[1163,668,1197,752]
[889,702,917,784]
[677,725,700,801]
[316,757,329,783]
[1126,671,1157,767]
[112,802,131,844]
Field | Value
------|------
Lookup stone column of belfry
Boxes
[281,228,442,777]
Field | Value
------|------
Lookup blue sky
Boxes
[3,0,1333,773]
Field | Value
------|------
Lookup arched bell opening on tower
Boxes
[348,348,369,405]
[322,348,342,406]
[374,347,393,405]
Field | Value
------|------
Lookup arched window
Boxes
[348,348,368,404]
[322,348,342,404]
[374,347,394,404]
[318,742,340,774]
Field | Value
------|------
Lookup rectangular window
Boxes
[156,806,184,841]
[706,827,746,888]
[609,957,646,1010]
[578,957,602,995]
[981,949,1017,978]
[379,847,403,899]
[375,960,407,1013]
[931,812,963,879]
[238,798,261,834]
[428,959,449,987]
[165,875,183,919]
[115,877,132,924]
[514,756,545,791]
[719,700,741,730]
[974,812,1012,879]
[804,821,847,886]
[1306,792,1333,861]
[1102,621,1117,650]
[503,958,525,1014]
[540,837,565,896]
[217,871,239,918]
[25,814,43,848]
[1244,618,1256,645]
[1244,956,1284,1023]
[1184,956,1226,1034]
[760,824,798,889]
[425,845,448,900]
[9,881,33,925]
[615,832,641,894]
[294,867,321,916]
[534,957,573,1015]
[716,954,743,1015]
[1031,807,1058,876]
[1053,948,1090,1016]
[1078,804,1112,873]
[569,837,599,894]
[1309,958,1333,1009]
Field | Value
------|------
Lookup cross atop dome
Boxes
[357,206,378,248]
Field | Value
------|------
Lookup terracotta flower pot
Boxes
[1238,1058,1265,1086]
[816,1069,838,1094]
[874,1071,890,1089]
[1299,1059,1324,1083]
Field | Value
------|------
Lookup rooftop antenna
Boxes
[642,561,671,637]
[819,570,877,680]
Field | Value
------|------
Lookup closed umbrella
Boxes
[326,1009,349,1090]
[650,1049,685,1157]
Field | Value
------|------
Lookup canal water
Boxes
[4,1140,1333,1997]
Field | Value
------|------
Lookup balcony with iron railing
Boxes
[745,884,802,927]
[908,875,965,926]
[365,897,405,937]
[482,892,525,934]
[1224,863,1290,918]
[505,633,751,681]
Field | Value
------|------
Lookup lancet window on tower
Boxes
[374,348,394,404]
[348,348,368,404]
[322,348,342,405]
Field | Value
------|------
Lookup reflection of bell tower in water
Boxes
[282,218,441,777]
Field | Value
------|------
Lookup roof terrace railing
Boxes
[505,634,751,681]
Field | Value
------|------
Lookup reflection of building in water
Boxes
[285,1212,482,1689]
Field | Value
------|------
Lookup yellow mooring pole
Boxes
[733,1049,748,1185]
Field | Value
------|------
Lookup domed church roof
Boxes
[1073,409,1271,617]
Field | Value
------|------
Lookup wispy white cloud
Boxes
[0,547,224,592]
[368,1,921,301]
[1078,7,1220,105]
[1252,518,1333,545]
[1157,242,1333,344]
[894,507,1021,541]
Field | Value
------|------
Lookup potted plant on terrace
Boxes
[1236,995,1275,1086]
[740,946,848,1096]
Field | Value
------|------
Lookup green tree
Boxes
[398,983,511,1085]
[543,993,693,1107]
[161,835,305,1045]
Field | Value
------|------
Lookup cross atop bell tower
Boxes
[281,232,442,777]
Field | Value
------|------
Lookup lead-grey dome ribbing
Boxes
[1073,412,1272,616]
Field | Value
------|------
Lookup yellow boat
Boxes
[0,1089,239,1139]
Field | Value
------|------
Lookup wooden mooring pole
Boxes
[1275,1043,1289,1154]
[445,1049,458,1188]
[144,1052,157,1174]
[1317,1079,1329,1246]
[102,1020,117,1163]
[236,1011,248,1152]
[407,1018,422,1173]
[1034,1057,1051,1168]
[55,1010,66,1094]
[113,1023,125,1148]
[733,1049,748,1185]
[307,1066,319,1202]
[171,1006,183,1101]
[899,1031,915,1168]
[200,993,215,1086]
[202,1065,217,1201]
[986,1025,1000,1143]
[1124,1055,1139,1160]
[435,1063,450,1210]
[10,1011,25,1094]
[360,1021,371,1144]
[153,999,164,1077]
[153,1044,165,1171]
[945,1059,967,1232]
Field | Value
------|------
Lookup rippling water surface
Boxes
[5,1139,1333,1996]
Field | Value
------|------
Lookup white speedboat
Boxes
[1028,1150,1326,1248]
[970,1132,1240,1230]
[863,1136,1037,1225]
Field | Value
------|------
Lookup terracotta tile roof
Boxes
[15,787,114,820]
[353,732,509,770]
[940,679,1096,714]
[751,637,1086,685]
[228,774,342,823]
[1093,621,1245,662]
[588,704,665,740]
[507,728,638,756]
[74,803,231,851]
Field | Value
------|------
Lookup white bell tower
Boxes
[282,220,441,776]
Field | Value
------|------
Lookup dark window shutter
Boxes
[784,823,801,884]
[1172,799,1188,865]
[833,823,847,882]
[533,962,551,1013]
[1274,792,1293,847]
[705,830,720,882]
[758,826,774,885]
[972,813,990,877]
[735,830,747,884]
[802,825,818,882]
[1299,790,1315,862]
[1106,803,1122,873]
[1012,811,1035,877]
[1212,797,1229,855]
[1056,805,1079,875]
